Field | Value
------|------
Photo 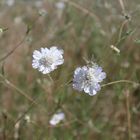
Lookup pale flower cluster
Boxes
[32,46,106,96]
[73,64,106,96]
[32,47,64,74]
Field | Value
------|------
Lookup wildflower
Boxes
[49,112,65,126]
[6,0,15,6]
[32,46,64,74]
[55,1,65,10]
[73,64,106,96]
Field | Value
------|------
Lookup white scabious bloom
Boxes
[55,1,65,10]
[32,46,64,74]
[73,64,106,96]
[49,112,65,126]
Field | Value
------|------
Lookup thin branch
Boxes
[0,74,38,106]
[118,0,126,13]
[14,102,34,125]
[125,90,132,140]
[2,112,7,140]
[101,80,139,88]
[0,35,27,63]
[0,15,41,63]
[117,20,128,45]
[64,0,100,22]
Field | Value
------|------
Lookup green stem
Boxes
[101,80,139,87]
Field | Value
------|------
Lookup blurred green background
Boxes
[0,0,140,139]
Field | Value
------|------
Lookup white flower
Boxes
[32,46,64,74]
[73,64,106,96]
[49,112,65,126]
[6,0,15,6]
[55,1,65,10]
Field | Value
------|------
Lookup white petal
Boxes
[50,46,57,51]
[84,86,90,94]
[38,65,45,72]
[42,68,51,74]
[94,83,101,91]
[32,62,39,69]
[45,48,49,52]
[50,64,57,70]
[49,112,65,126]
[58,49,64,55]
[51,47,64,55]
[41,48,45,53]
[89,88,97,96]
[97,72,106,82]
[95,66,102,74]
[82,66,88,71]
[74,67,81,75]
[49,119,59,126]
[100,72,106,79]
[54,59,64,65]
[33,50,42,59]
[41,48,48,56]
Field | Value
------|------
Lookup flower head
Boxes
[49,112,65,126]
[73,64,106,96]
[55,1,65,10]
[32,46,64,74]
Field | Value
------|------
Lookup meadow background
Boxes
[0,0,140,139]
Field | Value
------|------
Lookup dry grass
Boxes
[0,0,140,139]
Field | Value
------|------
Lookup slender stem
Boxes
[0,73,42,107]
[64,0,100,22]
[0,15,41,63]
[101,80,139,88]
[48,74,54,83]
[118,0,125,13]
[0,35,27,63]
[14,102,34,125]
[2,112,7,140]
[116,20,128,46]
[126,90,131,140]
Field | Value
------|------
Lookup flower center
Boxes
[39,56,54,67]
[86,69,97,83]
